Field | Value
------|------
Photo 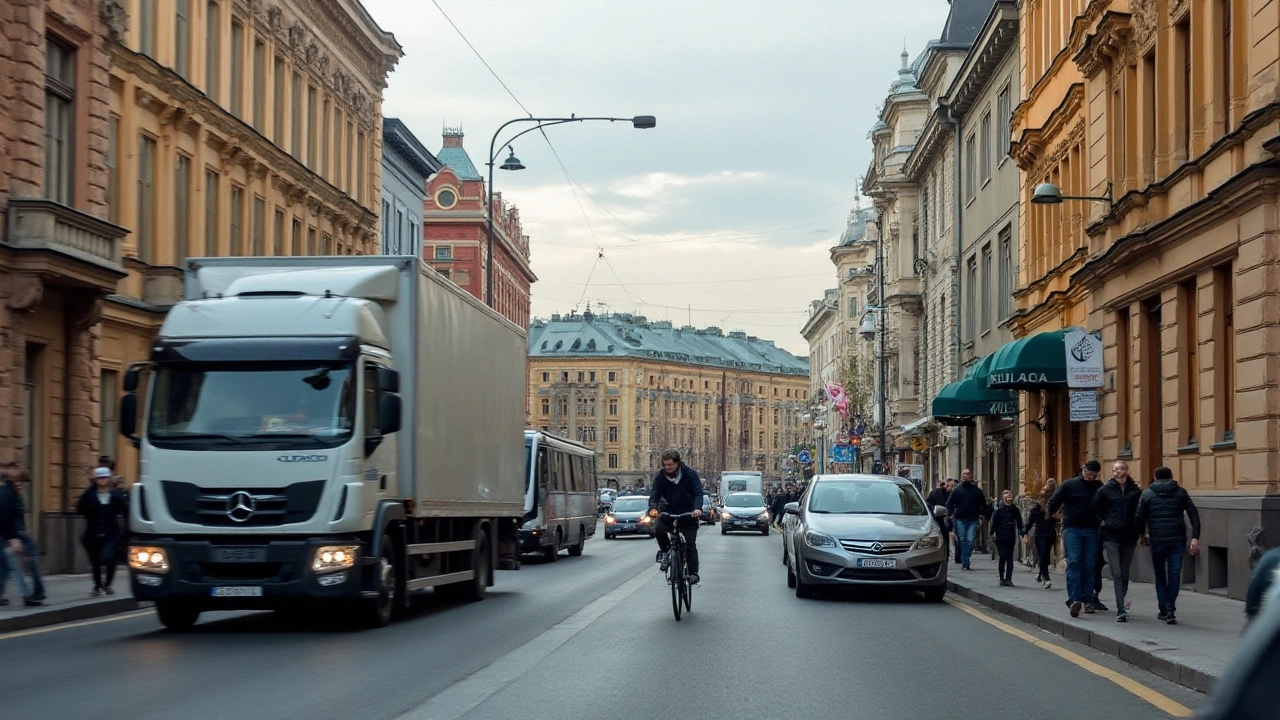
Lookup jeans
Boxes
[0,547,33,599]
[0,534,44,600]
[1063,526,1101,604]
[82,533,120,590]
[953,519,978,567]
[1103,540,1137,611]
[995,537,1016,582]
[1094,540,1106,602]
[1034,535,1055,581]
[935,521,950,564]
[1150,539,1186,614]
[654,515,699,575]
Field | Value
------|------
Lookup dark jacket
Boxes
[1024,503,1057,538]
[648,465,704,515]
[1092,478,1143,544]
[945,481,990,522]
[1048,475,1104,529]
[1245,546,1280,620]
[989,503,1024,540]
[1135,479,1200,542]
[0,481,26,541]
[926,487,951,527]
[77,486,130,540]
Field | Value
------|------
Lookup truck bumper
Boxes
[519,529,547,552]
[128,537,373,609]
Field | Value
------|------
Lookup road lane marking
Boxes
[396,564,658,720]
[944,597,1193,717]
[0,609,155,641]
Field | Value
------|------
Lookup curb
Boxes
[946,580,1217,693]
[0,598,153,634]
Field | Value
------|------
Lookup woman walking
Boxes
[990,490,1024,586]
[1024,479,1059,589]
[77,467,129,596]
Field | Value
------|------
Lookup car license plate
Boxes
[211,586,263,597]
[213,547,266,562]
[856,558,897,569]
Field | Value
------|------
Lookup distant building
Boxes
[529,311,810,486]
[423,127,536,329]
[380,119,441,255]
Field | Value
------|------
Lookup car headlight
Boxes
[721,511,734,520]
[917,534,943,550]
[605,515,616,524]
[312,545,359,574]
[639,515,652,525]
[757,512,770,522]
[129,546,170,574]
[804,531,836,548]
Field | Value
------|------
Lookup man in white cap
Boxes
[76,466,129,596]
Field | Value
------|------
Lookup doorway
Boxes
[23,343,44,543]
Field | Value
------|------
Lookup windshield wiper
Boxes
[808,509,832,514]
[242,432,318,439]
[152,432,239,443]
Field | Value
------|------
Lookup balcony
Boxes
[3,197,127,290]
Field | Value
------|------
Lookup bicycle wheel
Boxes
[669,549,682,622]
[680,573,691,613]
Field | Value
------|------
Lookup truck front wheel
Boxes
[156,600,200,631]
[363,533,397,628]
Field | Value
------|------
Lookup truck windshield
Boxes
[147,363,355,451]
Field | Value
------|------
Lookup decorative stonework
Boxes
[1131,0,1158,49]
[100,0,128,43]
[1169,0,1189,24]
[5,275,44,312]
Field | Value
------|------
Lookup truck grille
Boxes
[839,539,915,555]
[162,480,325,527]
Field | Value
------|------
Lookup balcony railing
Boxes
[4,197,127,271]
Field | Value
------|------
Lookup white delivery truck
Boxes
[118,256,528,630]
[719,471,764,498]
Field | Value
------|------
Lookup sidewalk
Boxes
[0,574,150,634]
[946,554,1246,693]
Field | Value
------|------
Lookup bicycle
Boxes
[658,511,696,621]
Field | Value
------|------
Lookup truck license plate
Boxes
[211,586,263,597]
[214,547,266,562]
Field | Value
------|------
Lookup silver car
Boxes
[783,474,947,601]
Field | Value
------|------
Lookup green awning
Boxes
[931,378,1018,424]
[979,329,1070,390]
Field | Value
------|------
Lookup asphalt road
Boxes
[1,521,1205,720]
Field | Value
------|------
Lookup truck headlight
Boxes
[917,534,942,550]
[129,546,170,574]
[312,545,359,574]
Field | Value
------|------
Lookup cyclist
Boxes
[647,449,704,584]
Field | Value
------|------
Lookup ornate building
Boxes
[423,127,536,330]
[1010,0,1280,600]
[1,0,401,571]
[528,312,810,486]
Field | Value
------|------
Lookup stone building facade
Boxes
[528,312,810,487]
[380,118,440,255]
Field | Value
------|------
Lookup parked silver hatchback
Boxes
[783,474,947,601]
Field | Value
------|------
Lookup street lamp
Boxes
[864,212,889,474]
[1031,181,1114,209]
[485,114,657,308]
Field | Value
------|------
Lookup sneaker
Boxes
[104,586,115,595]
[91,587,102,597]
[1165,614,1178,625]
[23,597,43,607]
[1070,601,1082,617]
[1084,603,1097,614]
[688,573,700,585]
[655,550,664,564]
[1007,579,1014,587]
[1116,612,1128,623]
[1158,610,1168,621]
[659,556,670,573]
[1043,580,1052,590]
[962,564,970,570]
[1092,600,1109,612]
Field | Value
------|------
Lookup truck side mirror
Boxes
[120,394,139,445]
[377,366,400,393]
[377,392,402,435]
[123,365,142,392]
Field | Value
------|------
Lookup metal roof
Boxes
[436,146,482,181]
[528,312,809,376]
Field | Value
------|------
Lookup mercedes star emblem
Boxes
[871,541,884,553]
[226,491,256,523]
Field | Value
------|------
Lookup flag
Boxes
[825,383,849,418]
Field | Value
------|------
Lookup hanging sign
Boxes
[1065,328,1104,388]
[1069,389,1100,422]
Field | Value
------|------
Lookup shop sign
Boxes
[1069,389,1100,422]
[1065,328,1104,388]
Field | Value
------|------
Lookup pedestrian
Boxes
[77,466,130,596]
[770,490,787,529]
[926,478,953,564]
[0,462,45,607]
[944,469,990,571]
[1024,478,1058,590]
[990,490,1023,586]
[1135,465,1201,625]
[1049,460,1104,617]
[1092,460,1143,621]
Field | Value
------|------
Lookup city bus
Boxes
[520,430,599,561]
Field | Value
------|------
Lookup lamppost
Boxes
[1031,181,1114,209]
[484,114,657,308]
[813,402,828,475]
[859,213,889,474]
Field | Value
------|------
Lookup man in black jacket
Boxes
[1093,460,1142,621]
[648,449,704,584]
[0,462,45,607]
[926,478,953,563]
[1136,465,1201,625]
[945,469,989,570]
[1049,460,1104,617]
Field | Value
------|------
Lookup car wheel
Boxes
[923,585,946,602]
[794,561,814,599]
[782,542,789,565]
[786,561,797,589]
[568,526,586,557]
[720,526,727,535]
[761,527,769,536]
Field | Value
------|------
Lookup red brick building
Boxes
[423,127,536,329]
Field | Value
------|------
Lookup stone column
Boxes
[0,274,41,465]
[66,293,104,497]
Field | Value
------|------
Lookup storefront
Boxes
[932,359,1018,496]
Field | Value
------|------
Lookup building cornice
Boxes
[904,110,954,181]
[1012,0,1106,132]
[1012,84,1085,172]
[943,1,1019,119]
[1072,11,1133,78]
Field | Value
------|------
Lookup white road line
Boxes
[395,564,658,720]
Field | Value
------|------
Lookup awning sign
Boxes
[1069,389,1100,422]
[1065,328,1104,388]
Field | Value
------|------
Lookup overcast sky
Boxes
[364,0,950,355]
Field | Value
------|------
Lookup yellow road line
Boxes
[0,609,154,642]
[944,597,1192,717]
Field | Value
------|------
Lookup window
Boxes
[175,0,191,77]
[1180,278,1199,447]
[1143,51,1157,179]
[273,207,285,255]
[252,197,265,255]
[174,154,191,266]
[107,116,119,221]
[229,185,243,254]
[44,36,75,205]
[321,100,331,179]
[229,19,243,117]
[540,398,549,415]
[1116,307,1131,452]
[252,41,265,130]
[205,2,220,98]
[963,256,977,341]
[273,56,285,142]
[307,86,318,168]
[1214,264,1235,440]
[608,371,616,382]
[541,372,549,383]
[100,370,119,461]
[345,119,355,191]
[394,208,404,252]
[998,226,1013,320]
[608,399,618,415]
[981,245,993,333]
[291,73,303,156]
[997,83,1011,161]
[577,372,584,383]
[434,245,453,260]
[136,135,157,262]
[204,169,219,256]
[139,0,156,56]
[965,134,977,201]
[307,227,316,255]
[980,112,992,183]
[292,218,301,255]
[1176,18,1192,156]
[321,234,332,254]
[1217,0,1233,131]
[363,364,381,436]
[357,131,367,203]
[589,372,596,382]
[608,426,618,443]
[608,453,618,469]
[562,372,569,382]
